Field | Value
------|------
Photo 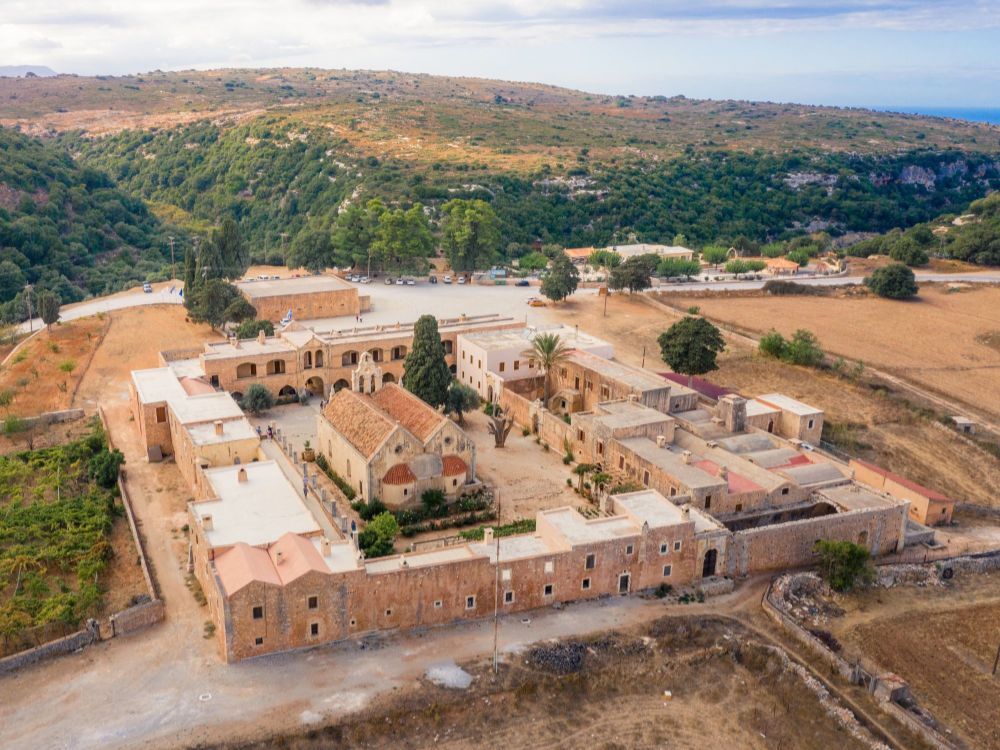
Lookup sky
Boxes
[2,0,999,107]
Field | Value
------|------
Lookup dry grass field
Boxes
[660,285,1000,419]
[827,573,1000,750]
[223,617,882,750]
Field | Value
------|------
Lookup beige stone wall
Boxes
[129,383,173,456]
[316,414,371,500]
[850,460,952,526]
[245,288,361,323]
[549,361,671,415]
[725,503,908,577]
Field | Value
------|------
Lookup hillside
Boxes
[0,126,171,315]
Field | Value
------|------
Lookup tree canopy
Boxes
[402,315,452,407]
[287,228,334,273]
[865,263,918,299]
[241,383,274,414]
[540,252,580,302]
[440,198,501,273]
[371,204,434,274]
[521,332,571,403]
[609,254,657,293]
[657,317,726,384]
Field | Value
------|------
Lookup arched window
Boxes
[236,363,257,379]
[314,350,324,368]
[342,350,359,367]
[303,351,313,369]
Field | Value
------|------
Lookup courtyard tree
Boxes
[609,254,656,294]
[540,252,580,302]
[521,332,571,404]
[287,228,334,273]
[223,296,257,326]
[573,462,595,493]
[814,539,873,592]
[188,279,244,331]
[241,383,274,415]
[440,198,502,274]
[657,317,726,387]
[358,511,399,558]
[402,315,452,407]
[446,380,480,425]
[487,404,515,448]
[865,263,918,299]
[38,291,60,328]
[235,319,274,339]
[701,245,730,268]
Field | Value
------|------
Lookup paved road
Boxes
[16,285,183,335]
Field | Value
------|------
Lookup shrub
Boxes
[358,511,399,558]
[316,455,357,500]
[786,249,811,266]
[814,539,873,592]
[88,448,125,488]
[654,583,674,598]
[865,263,918,299]
[241,383,274,415]
[421,489,446,511]
[358,497,388,521]
[758,330,787,359]
[784,329,824,367]
[762,280,823,296]
[235,318,274,339]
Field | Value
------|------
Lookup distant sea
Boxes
[870,106,1000,126]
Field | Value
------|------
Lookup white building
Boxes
[600,244,695,261]
[457,325,613,402]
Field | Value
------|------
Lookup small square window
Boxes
[350,618,357,627]
[674,541,682,552]
[310,622,319,637]
[499,361,505,372]
[581,578,591,590]
[585,553,596,570]
[514,360,520,371]
[663,564,672,577]
[254,636,264,646]
[543,584,554,597]
[307,595,318,610]
[252,605,263,620]
[434,600,443,609]
[466,595,476,609]
[385,608,393,617]
[642,470,650,486]
[625,544,634,555]
[781,487,789,495]
[735,503,743,513]
[504,591,514,604]
[659,543,668,555]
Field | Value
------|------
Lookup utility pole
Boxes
[168,235,176,281]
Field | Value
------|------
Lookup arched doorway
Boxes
[306,376,325,396]
[333,379,350,392]
[487,385,494,403]
[314,350,324,368]
[342,350,359,367]
[236,362,256,379]
[278,385,297,397]
[267,359,286,376]
[702,549,718,578]
[382,372,395,384]
[766,419,774,433]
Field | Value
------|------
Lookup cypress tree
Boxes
[401,315,451,407]
[183,247,197,296]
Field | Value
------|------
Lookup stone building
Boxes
[316,382,476,507]
[850,459,955,526]
[235,275,368,322]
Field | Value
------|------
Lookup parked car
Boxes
[384,277,394,285]
[142,283,153,293]
[359,276,370,284]
[405,278,416,286]
[395,278,405,285]
[527,297,546,307]
[457,276,466,285]
[515,279,530,287]
[443,275,453,284]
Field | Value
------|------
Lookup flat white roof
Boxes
[310,537,362,574]
[193,461,320,549]
[469,535,556,562]
[755,393,822,417]
[132,367,189,404]
[541,508,637,545]
[746,399,781,417]
[187,417,258,446]
[237,275,353,298]
[460,324,610,353]
[167,358,206,379]
[170,392,245,425]
[365,545,480,573]
[613,490,688,529]
[203,337,297,359]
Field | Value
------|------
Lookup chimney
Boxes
[682,450,692,464]
[237,467,248,483]
[230,336,239,349]
[483,528,495,544]
[683,506,690,519]
[202,514,213,531]
[719,465,729,479]
[655,435,667,449]
[275,550,285,565]
[321,537,331,556]
[258,329,266,345]
[214,420,224,436]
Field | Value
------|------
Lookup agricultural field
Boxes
[658,284,1000,419]
[0,420,141,655]
[825,572,1000,750]
[224,617,884,750]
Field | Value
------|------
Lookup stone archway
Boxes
[333,379,350,393]
[278,385,297,397]
[702,549,718,578]
[382,372,396,384]
[305,376,325,396]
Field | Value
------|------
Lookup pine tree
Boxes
[212,217,249,279]
[183,247,197,299]
[402,315,452,407]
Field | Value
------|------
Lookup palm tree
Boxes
[522,332,571,405]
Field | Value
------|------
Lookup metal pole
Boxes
[168,235,175,280]
[493,493,501,675]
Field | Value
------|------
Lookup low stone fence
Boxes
[110,599,166,637]
[15,407,86,430]
[762,558,1000,750]
[0,621,100,676]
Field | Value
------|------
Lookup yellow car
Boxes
[527,298,547,308]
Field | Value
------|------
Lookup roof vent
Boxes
[214,420,224,436]
[230,336,239,349]
[682,450,692,464]
[275,550,285,565]
[202,514,213,531]
[627,393,638,403]
[258,329,266,345]
[719,465,729,479]
[237,467,248,483]
[655,435,667,448]
[707,441,718,449]
[321,537,331,556]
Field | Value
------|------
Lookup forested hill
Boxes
[0,126,169,311]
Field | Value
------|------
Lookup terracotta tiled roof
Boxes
[179,376,216,396]
[694,459,763,495]
[268,532,329,585]
[383,463,417,485]
[371,383,446,442]
[852,459,951,503]
[215,543,281,594]
[322,389,395,458]
[442,455,468,476]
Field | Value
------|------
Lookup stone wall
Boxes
[245,287,361,322]
[110,599,165,636]
[727,503,907,577]
[0,622,99,676]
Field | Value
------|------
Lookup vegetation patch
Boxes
[0,420,125,653]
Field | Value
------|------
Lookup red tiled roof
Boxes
[442,455,468,476]
[852,459,951,503]
[179,376,216,396]
[383,463,417,485]
[322,388,395,458]
[694,459,763,495]
[371,383,446,442]
[772,454,812,470]
[660,372,733,400]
